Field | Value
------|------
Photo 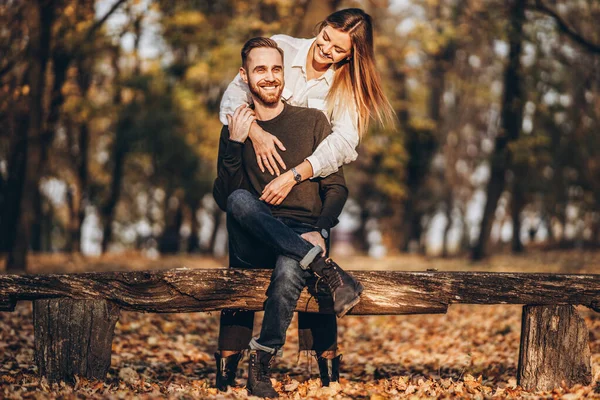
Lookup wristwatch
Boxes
[320,229,329,240]
[291,167,302,184]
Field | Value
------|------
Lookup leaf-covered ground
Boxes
[3,250,600,399]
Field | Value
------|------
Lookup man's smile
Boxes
[258,81,281,91]
[249,77,283,105]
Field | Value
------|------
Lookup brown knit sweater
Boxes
[213,102,348,230]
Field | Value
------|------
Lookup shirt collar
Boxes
[321,66,335,85]
[292,38,334,86]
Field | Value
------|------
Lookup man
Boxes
[213,37,363,398]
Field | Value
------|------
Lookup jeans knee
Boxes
[226,189,256,216]
[269,257,305,295]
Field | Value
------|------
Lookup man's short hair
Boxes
[241,37,284,70]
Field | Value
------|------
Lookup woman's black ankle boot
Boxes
[316,354,341,386]
[215,352,243,391]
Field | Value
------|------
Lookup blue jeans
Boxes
[226,189,322,271]
[219,189,336,354]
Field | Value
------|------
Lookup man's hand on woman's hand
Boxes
[301,231,326,256]
[248,123,286,175]
[227,105,255,143]
[260,170,296,205]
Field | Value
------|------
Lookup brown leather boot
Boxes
[310,256,363,317]
[247,350,279,398]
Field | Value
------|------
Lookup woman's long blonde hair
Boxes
[318,8,395,138]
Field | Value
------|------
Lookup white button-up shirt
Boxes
[219,34,359,178]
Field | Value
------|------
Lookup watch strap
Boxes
[291,167,302,183]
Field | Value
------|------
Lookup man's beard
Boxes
[248,79,283,105]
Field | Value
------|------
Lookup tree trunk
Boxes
[66,56,93,253]
[100,17,145,254]
[356,207,371,253]
[100,46,126,253]
[0,173,4,224]
[30,188,43,252]
[188,206,200,253]
[76,118,90,251]
[0,117,28,253]
[42,202,53,251]
[33,298,120,382]
[472,0,525,260]
[403,204,424,253]
[159,197,183,254]
[389,58,436,253]
[0,21,31,254]
[512,172,525,253]
[428,2,453,131]
[442,195,453,257]
[33,46,72,253]
[66,184,80,252]
[458,209,471,254]
[208,207,223,255]
[101,144,126,253]
[6,0,55,272]
[518,305,591,391]
[432,5,459,258]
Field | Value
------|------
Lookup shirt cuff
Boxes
[315,216,336,231]
[225,140,244,158]
[306,155,321,179]
[219,112,229,125]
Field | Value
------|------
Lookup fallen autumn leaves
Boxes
[2,250,600,398]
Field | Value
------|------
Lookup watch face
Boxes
[292,168,301,183]
[321,229,329,239]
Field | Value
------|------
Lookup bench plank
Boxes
[2,269,600,314]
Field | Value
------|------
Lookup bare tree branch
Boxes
[71,0,128,56]
[83,0,128,44]
[528,0,600,54]
[1,0,127,80]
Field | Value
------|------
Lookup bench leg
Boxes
[33,298,120,382]
[517,305,591,391]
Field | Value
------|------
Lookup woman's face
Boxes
[313,25,352,65]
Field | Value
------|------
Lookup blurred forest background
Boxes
[1,0,600,273]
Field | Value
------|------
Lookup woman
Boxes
[216,8,395,390]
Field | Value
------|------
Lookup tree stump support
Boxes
[517,305,592,391]
[33,298,121,382]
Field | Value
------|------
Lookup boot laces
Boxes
[321,258,343,293]
[263,356,276,382]
[252,353,273,383]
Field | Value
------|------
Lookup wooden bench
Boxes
[1,268,599,391]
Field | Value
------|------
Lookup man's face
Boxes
[241,47,284,106]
